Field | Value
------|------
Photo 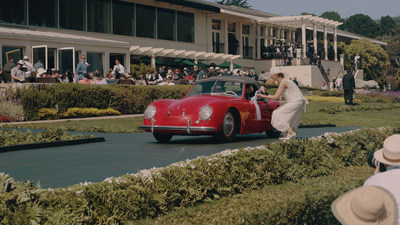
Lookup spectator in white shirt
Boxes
[23,56,36,76]
[111,58,125,79]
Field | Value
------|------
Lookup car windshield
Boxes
[187,80,243,98]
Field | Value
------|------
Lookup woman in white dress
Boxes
[261,73,307,139]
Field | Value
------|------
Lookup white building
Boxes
[0,0,385,87]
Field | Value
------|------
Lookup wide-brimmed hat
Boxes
[332,186,398,225]
[37,68,46,76]
[374,134,400,166]
[23,56,29,60]
[17,60,25,65]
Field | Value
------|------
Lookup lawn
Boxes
[2,102,399,132]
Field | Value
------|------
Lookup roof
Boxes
[156,0,220,13]
[196,76,260,88]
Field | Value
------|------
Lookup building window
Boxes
[59,0,85,31]
[87,0,111,34]
[242,25,250,35]
[157,8,176,41]
[228,22,236,33]
[113,1,135,36]
[0,0,26,25]
[212,19,221,30]
[177,11,194,43]
[29,0,57,28]
[136,4,156,38]
[87,52,103,74]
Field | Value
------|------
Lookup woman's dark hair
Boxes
[275,73,284,78]
[66,70,73,83]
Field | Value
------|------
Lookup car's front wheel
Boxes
[153,133,173,143]
[215,110,236,142]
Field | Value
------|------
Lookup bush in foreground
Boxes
[0,127,397,224]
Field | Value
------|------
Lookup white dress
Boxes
[271,79,307,132]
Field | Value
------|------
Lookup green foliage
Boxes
[344,39,390,86]
[0,127,397,223]
[216,0,251,8]
[320,11,342,22]
[61,108,121,118]
[0,101,25,122]
[344,14,380,38]
[19,84,191,120]
[0,129,88,147]
[38,108,57,120]
[139,166,372,225]
[130,63,154,80]
[319,103,400,114]
[379,15,397,36]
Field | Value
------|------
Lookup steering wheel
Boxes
[223,91,239,96]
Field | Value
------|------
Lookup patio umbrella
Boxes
[218,61,243,69]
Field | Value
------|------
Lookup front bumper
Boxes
[140,119,215,134]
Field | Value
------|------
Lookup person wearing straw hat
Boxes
[331,186,398,225]
[364,134,400,224]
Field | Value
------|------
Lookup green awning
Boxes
[218,61,243,69]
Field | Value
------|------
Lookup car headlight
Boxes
[144,105,157,119]
[199,105,213,121]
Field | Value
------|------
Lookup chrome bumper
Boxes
[139,121,215,134]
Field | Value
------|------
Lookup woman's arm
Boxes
[264,81,287,100]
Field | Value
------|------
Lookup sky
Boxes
[205,0,400,20]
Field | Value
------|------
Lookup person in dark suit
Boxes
[342,69,355,105]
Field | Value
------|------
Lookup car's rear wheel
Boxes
[266,128,281,138]
[216,110,236,142]
[153,133,173,143]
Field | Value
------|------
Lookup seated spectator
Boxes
[36,68,46,77]
[321,82,329,90]
[147,70,163,85]
[44,69,53,77]
[79,73,94,84]
[11,60,26,83]
[93,72,107,85]
[185,71,194,81]
[331,186,398,225]
[158,75,175,86]
[65,70,74,83]
[53,70,62,82]
[111,58,125,79]
[363,134,400,224]
[135,74,147,85]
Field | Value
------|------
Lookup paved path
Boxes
[0,126,358,188]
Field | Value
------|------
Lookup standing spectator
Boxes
[336,76,343,90]
[111,58,125,79]
[364,134,400,225]
[33,59,44,71]
[354,54,361,70]
[331,186,398,225]
[23,56,36,76]
[292,77,299,86]
[342,69,355,105]
[76,55,88,82]
[10,60,26,82]
[2,56,16,83]
[197,68,206,80]
[308,44,315,65]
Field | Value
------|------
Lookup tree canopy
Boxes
[320,11,342,22]
[216,0,251,8]
[344,14,380,38]
[344,39,390,86]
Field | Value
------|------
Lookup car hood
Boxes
[154,94,240,116]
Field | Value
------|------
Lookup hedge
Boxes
[38,107,121,120]
[18,84,191,120]
[139,166,372,225]
[0,129,89,147]
[319,103,400,114]
[0,127,397,224]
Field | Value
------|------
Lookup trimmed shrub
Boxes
[38,108,57,120]
[19,84,191,120]
[0,127,397,224]
[139,166,372,225]
[319,103,400,114]
[61,108,121,118]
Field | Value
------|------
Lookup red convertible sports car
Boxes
[140,76,281,142]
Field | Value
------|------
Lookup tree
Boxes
[320,11,345,30]
[344,14,380,38]
[379,16,397,36]
[344,39,390,87]
[320,11,342,22]
[300,12,317,16]
[216,0,251,8]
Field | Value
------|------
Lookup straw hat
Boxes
[37,68,46,77]
[331,186,398,225]
[373,134,400,166]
